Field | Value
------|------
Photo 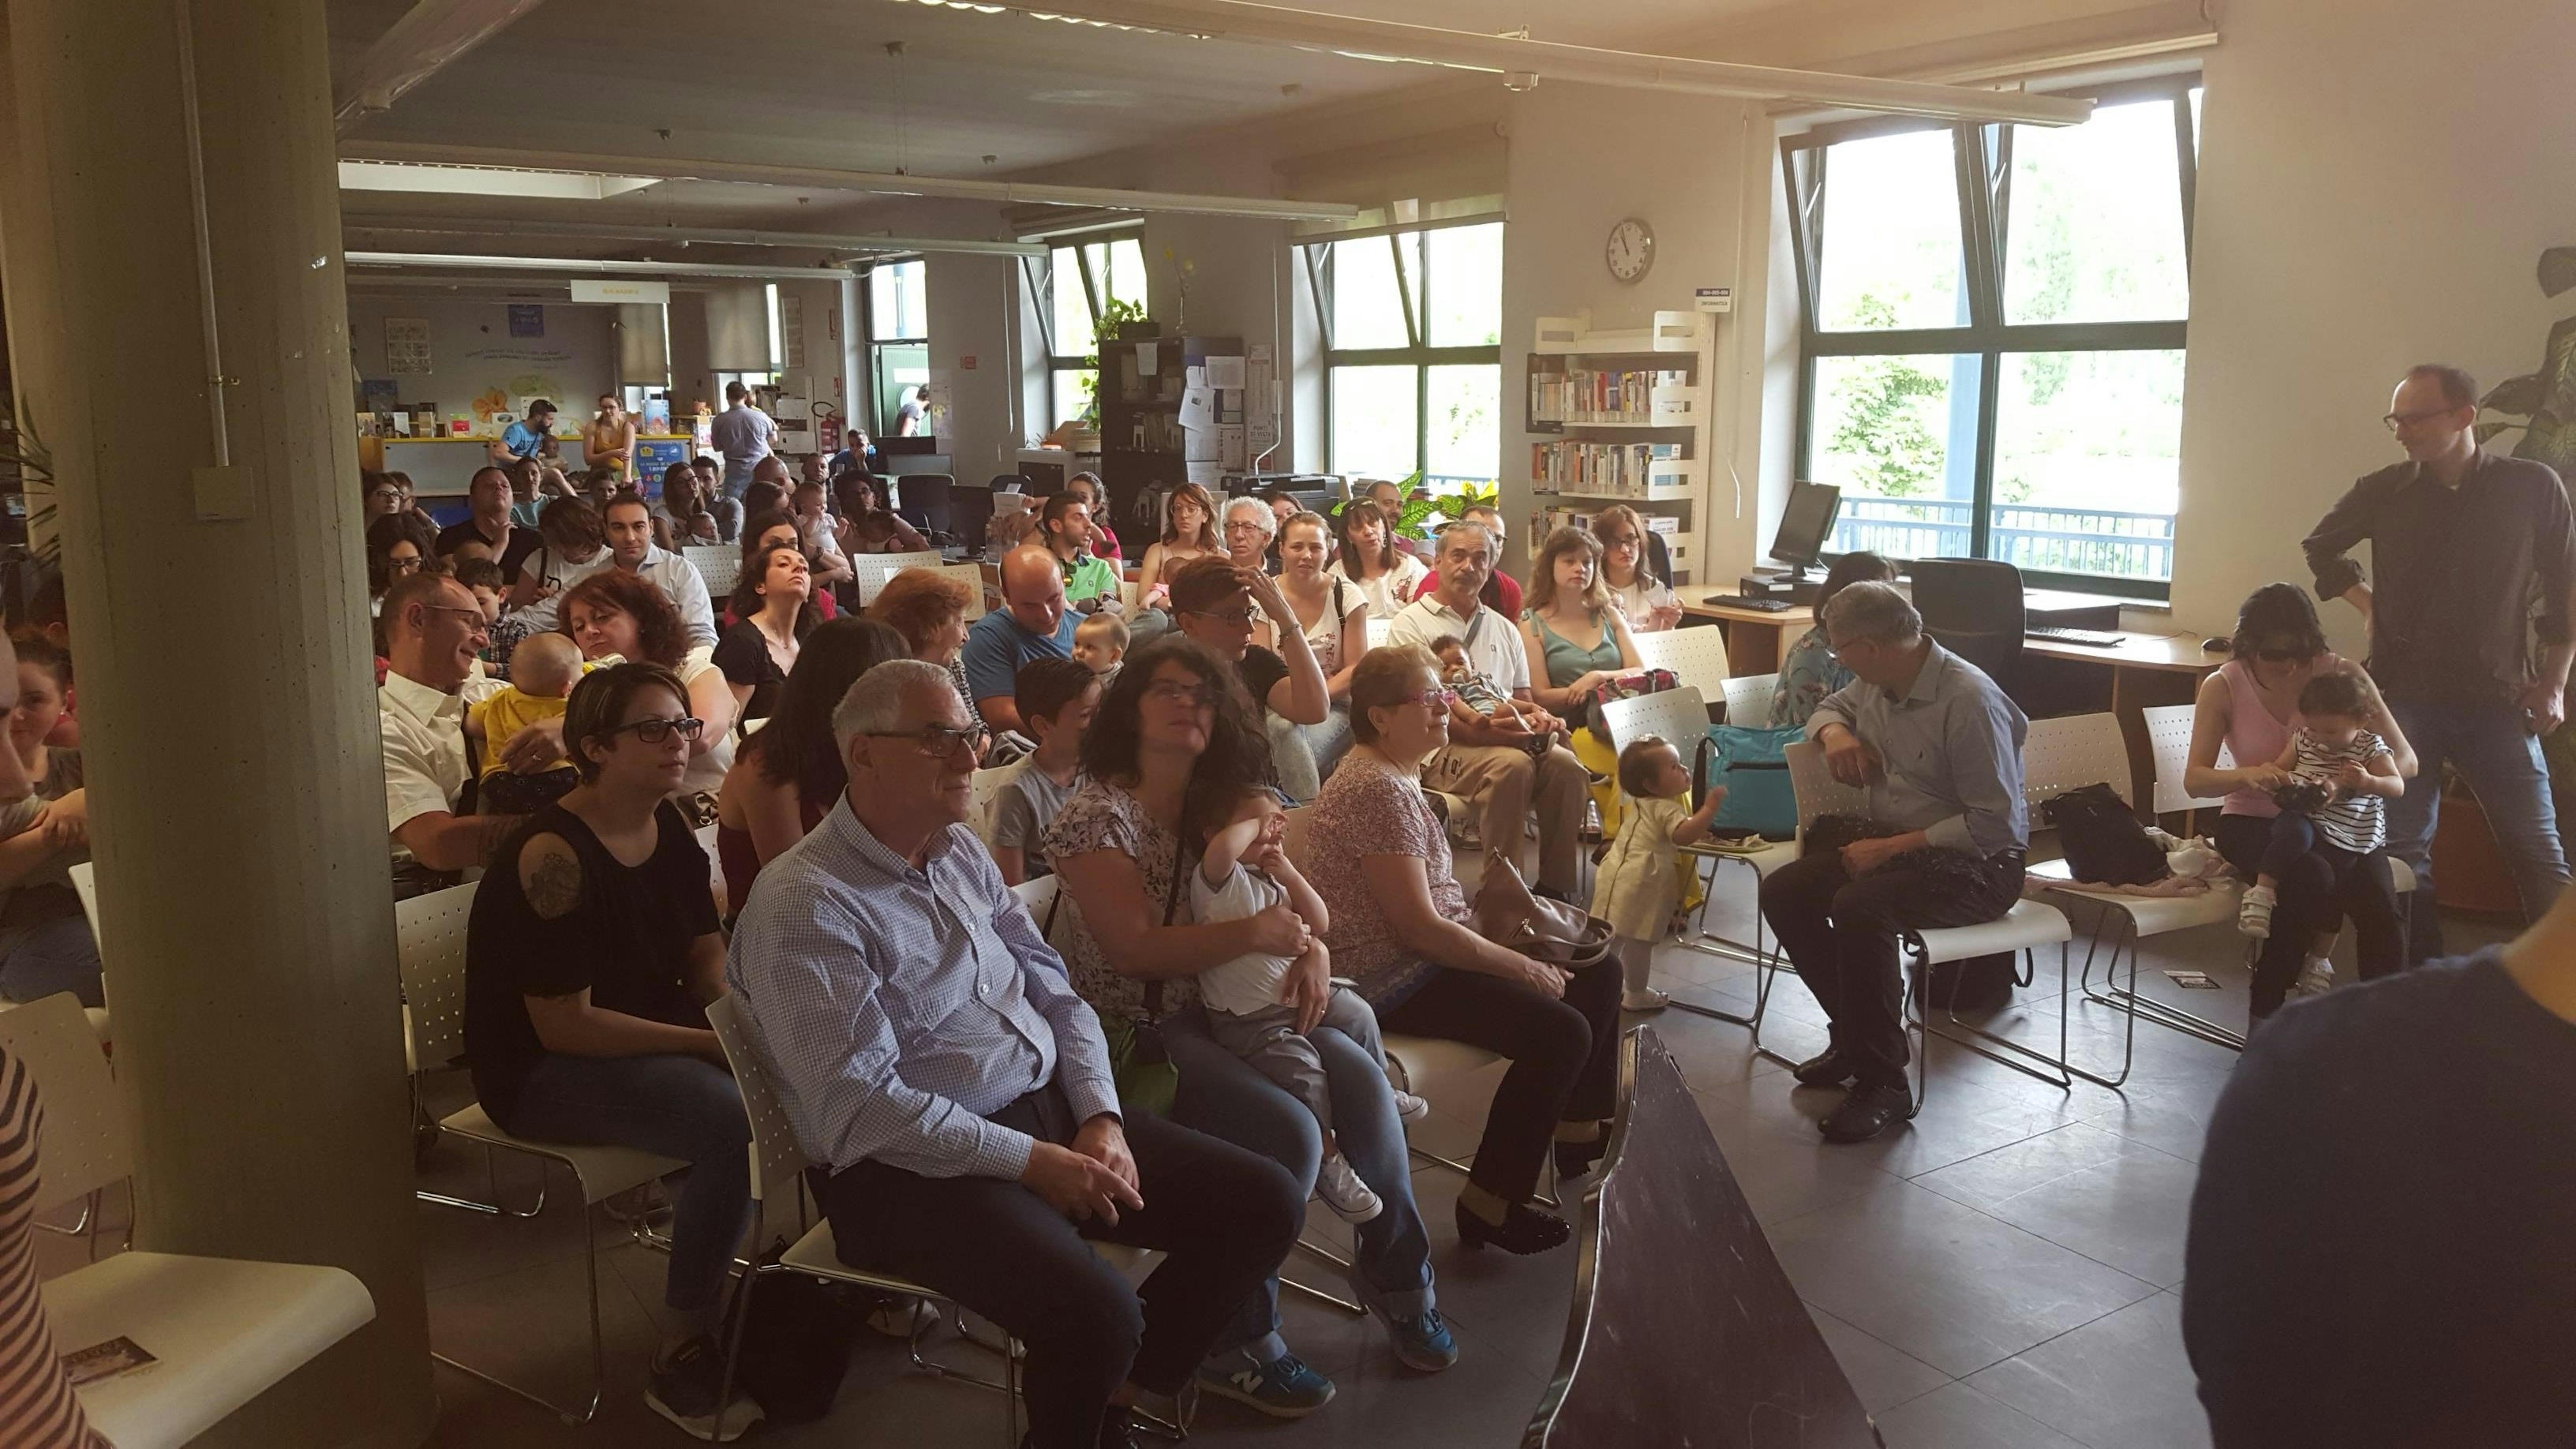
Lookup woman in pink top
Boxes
[2185,583,2416,1021]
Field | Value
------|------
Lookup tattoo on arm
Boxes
[522,838,584,919]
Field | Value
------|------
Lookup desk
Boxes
[2025,632,2220,820]
[1676,599,1814,676]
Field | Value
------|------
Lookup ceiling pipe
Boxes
[337,142,1364,221]
[345,252,857,281]
[893,0,2093,125]
[341,214,1046,258]
[333,0,549,133]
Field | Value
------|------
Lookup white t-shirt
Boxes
[1327,554,1429,620]
[1192,862,1296,1016]
[897,396,928,434]
[1388,595,1528,693]
[1608,574,1678,631]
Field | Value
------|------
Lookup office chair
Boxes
[954,487,997,556]
[1644,530,1674,590]
[895,474,956,536]
[1910,558,2025,689]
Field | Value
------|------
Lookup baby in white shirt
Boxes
[1193,786,1426,1222]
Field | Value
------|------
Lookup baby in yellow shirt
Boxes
[468,633,589,814]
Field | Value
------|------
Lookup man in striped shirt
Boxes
[726,660,1302,1449]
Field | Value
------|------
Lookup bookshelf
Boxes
[1524,309,1715,584]
[1098,331,1243,528]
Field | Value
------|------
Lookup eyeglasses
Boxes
[1144,679,1221,709]
[388,556,425,574]
[1400,687,1459,709]
[867,724,990,758]
[2383,406,2464,431]
[1180,608,1255,628]
[603,716,705,745]
[370,488,402,502]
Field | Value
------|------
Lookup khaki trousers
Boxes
[1423,741,1589,895]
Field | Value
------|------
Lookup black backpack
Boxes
[715,1237,863,1423]
[2041,783,2166,887]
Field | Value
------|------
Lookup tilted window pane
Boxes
[2004,99,2191,325]
[1329,238,1412,350]
[1051,248,1095,359]
[1331,365,1419,480]
[1425,365,1500,486]
[1815,129,1966,332]
[1425,223,1503,347]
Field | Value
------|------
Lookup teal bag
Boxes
[1698,724,1803,841]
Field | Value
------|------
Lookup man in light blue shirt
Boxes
[708,381,776,504]
[1758,581,2030,1144]
[492,398,556,464]
[962,547,1082,735]
[726,660,1301,1448]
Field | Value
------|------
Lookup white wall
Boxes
[2168,0,2576,645]
[346,296,613,424]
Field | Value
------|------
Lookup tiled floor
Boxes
[35,876,2513,1448]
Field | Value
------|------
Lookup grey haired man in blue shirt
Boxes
[727,659,1303,1448]
[1758,581,2030,1144]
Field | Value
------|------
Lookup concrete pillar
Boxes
[0,0,434,1444]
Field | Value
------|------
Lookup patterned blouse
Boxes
[1041,779,1200,1022]
[1305,749,1462,1007]
[0,1046,110,1448]
[1771,624,1854,729]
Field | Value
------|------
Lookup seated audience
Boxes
[366,511,439,616]
[1273,511,1365,785]
[1167,558,1330,801]
[467,633,588,814]
[1325,499,1428,621]
[601,489,719,652]
[2183,884,2576,1447]
[1770,550,1896,727]
[1758,582,2027,1144]
[1405,506,1522,619]
[1388,522,1588,899]
[1040,492,1123,616]
[379,572,556,873]
[790,477,854,593]
[0,637,94,1007]
[505,495,612,634]
[714,618,909,916]
[1137,483,1222,611]
[868,566,984,736]
[715,543,822,724]
[1217,499,1280,633]
[448,556,531,678]
[1258,489,1300,571]
[1521,526,1641,837]
[1590,504,1681,633]
[656,461,726,549]
[362,469,404,522]
[728,659,1306,1449]
[990,658,1099,886]
[963,548,1082,736]
[462,663,753,1439]
[1045,638,1451,1406]
[734,509,839,622]
[1073,612,1127,684]
[504,457,547,528]
[1063,472,1121,562]
[834,472,929,556]
[691,455,741,542]
[436,465,544,579]
[559,570,738,810]
[739,461,790,533]
[1303,644,1619,1254]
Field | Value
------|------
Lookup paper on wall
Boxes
[1206,356,1246,390]
[1178,386,1216,431]
[1136,342,1159,375]
[1219,424,1247,470]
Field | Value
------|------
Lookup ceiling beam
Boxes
[344,252,855,281]
[341,215,1046,258]
[333,0,548,133]
[895,0,2093,125]
[337,142,1363,221]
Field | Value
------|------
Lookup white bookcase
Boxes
[1524,309,1716,584]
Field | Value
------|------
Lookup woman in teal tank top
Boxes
[1519,527,1641,838]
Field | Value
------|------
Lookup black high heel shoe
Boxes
[1455,1199,1571,1254]
[1553,1134,1608,1182]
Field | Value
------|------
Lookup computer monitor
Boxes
[1769,481,1842,579]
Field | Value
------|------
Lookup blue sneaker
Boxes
[1194,1350,1336,1419]
[1386,1307,1458,1373]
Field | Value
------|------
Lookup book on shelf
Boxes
[1527,366,1691,425]
[1530,439,1682,497]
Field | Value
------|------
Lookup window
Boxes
[1299,220,1502,488]
[1030,233,1147,430]
[865,260,930,437]
[1785,78,2200,595]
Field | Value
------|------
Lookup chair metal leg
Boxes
[432,1179,607,1427]
[2075,911,2245,1053]
[1919,936,2138,1092]
[417,1141,549,1219]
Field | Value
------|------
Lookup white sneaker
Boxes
[1389,1089,1432,1125]
[1316,1154,1383,1223]
[1623,986,1672,1013]
[2294,956,2336,996]
[2238,884,2276,939]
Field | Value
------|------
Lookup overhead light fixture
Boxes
[336,160,660,201]
[344,215,1048,258]
[346,251,852,281]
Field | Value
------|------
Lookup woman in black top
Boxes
[713,542,821,724]
[462,662,756,1436]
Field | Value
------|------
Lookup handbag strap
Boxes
[1147,835,1182,1018]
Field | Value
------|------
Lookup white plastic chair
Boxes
[3,994,375,1449]
[1717,674,1778,729]
[683,544,740,599]
[1630,625,1733,704]
[942,561,989,621]
[849,550,945,607]
[395,882,687,1425]
[970,759,1031,848]
[1364,616,1393,651]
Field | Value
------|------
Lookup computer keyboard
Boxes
[2026,625,2127,648]
[1702,594,1795,612]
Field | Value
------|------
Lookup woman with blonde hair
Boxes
[1520,525,1641,836]
[1138,481,1223,609]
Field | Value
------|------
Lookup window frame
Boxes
[1784,74,2200,598]
[862,259,930,439]
[1298,216,1503,487]
[1028,229,1146,431]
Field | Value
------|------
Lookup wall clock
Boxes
[1605,217,1654,285]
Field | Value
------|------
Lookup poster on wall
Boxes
[508,304,546,338]
[385,318,432,376]
[925,370,954,441]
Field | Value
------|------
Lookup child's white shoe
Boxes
[1316,1154,1383,1223]
[1390,1090,1431,1125]
[2238,884,2276,939]
[2294,955,2336,996]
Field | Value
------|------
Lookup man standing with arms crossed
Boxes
[2303,363,2576,962]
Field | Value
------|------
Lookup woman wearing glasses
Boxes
[365,510,440,616]
[463,662,757,1436]
[560,569,738,816]
[1045,636,1453,1409]
[1590,505,1682,634]
[2185,583,2415,1021]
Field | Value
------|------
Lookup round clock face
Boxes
[1606,217,1653,284]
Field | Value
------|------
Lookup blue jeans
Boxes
[501,1052,752,1316]
[2385,696,2570,959]
[1297,708,1356,789]
[0,914,102,1008]
[1164,1003,1433,1362]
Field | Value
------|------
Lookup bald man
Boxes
[962,547,1081,734]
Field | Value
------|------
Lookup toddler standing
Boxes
[468,632,590,814]
[1591,736,1726,1011]
[1193,786,1428,1222]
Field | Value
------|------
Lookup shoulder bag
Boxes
[1471,857,1616,971]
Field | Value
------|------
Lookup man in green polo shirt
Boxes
[1038,491,1123,616]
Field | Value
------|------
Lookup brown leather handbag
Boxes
[1471,859,1617,970]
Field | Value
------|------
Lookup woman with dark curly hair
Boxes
[712,618,907,915]
[832,472,928,556]
[1044,636,1451,1406]
[714,543,824,724]
[560,569,738,807]
[366,510,441,612]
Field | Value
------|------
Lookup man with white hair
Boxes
[1757,580,2029,1144]
[727,661,1303,1449]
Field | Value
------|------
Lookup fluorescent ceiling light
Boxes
[336,160,660,201]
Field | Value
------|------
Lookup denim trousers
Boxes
[502,1051,752,1316]
[2384,696,2570,960]
[1163,1003,1434,1362]
[0,914,102,1009]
